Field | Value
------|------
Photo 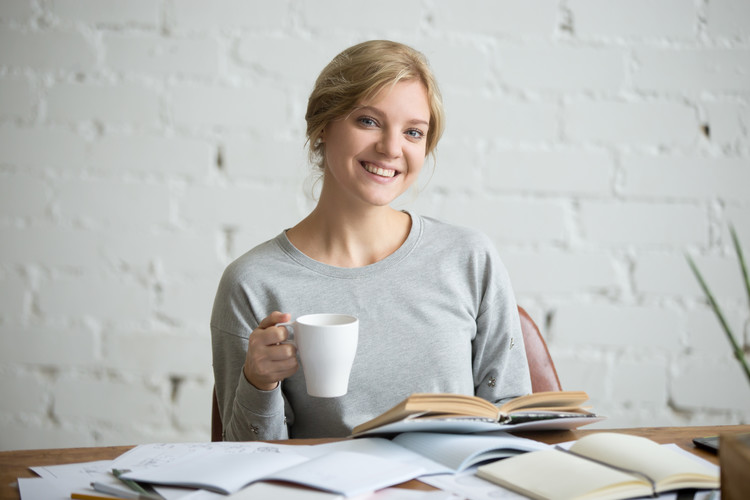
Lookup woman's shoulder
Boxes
[220,232,289,280]
[417,214,495,249]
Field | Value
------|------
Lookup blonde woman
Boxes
[211,40,531,441]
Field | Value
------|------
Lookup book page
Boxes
[570,433,719,490]
[265,450,425,498]
[392,431,550,472]
[498,391,589,413]
[121,450,309,494]
[476,448,653,500]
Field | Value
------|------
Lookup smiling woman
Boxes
[210,40,532,442]
[316,79,430,210]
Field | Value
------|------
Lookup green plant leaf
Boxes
[729,224,750,313]
[686,253,750,386]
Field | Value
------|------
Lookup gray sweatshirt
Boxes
[211,213,532,441]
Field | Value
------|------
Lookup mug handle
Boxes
[275,321,296,345]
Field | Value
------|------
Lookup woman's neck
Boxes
[286,202,412,268]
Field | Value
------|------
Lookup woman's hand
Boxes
[243,311,299,391]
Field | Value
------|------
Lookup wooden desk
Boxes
[2,425,747,500]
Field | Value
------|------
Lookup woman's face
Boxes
[321,79,430,209]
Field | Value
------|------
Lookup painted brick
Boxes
[104,34,220,77]
[47,83,161,124]
[95,424,190,447]
[0,273,26,319]
[302,0,422,31]
[445,91,558,143]
[707,0,750,37]
[612,360,668,405]
[579,201,708,247]
[49,0,159,25]
[0,324,97,366]
[0,225,104,268]
[0,421,94,451]
[421,39,493,89]
[55,179,171,229]
[0,373,46,414]
[1,0,750,451]
[0,127,87,169]
[428,150,480,193]
[171,83,287,130]
[172,0,291,31]
[486,149,614,196]
[439,196,568,245]
[223,134,308,183]
[635,253,746,300]
[704,101,749,145]
[672,357,750,412]
[685,308,746,356]
[173,381,213,429]
[104,332,210,376]
[569,0,695,38]
[0,0,35,22]
[432,0,557,36]
[236,36,336,83]
[503,251,618,294]
[89,133,213,177]
[553,303,682,350]
[180,184,302,235]
[634,49,750,93]
[53,377,168,425]
[0,173,47,218]
[724,206,750,245]
[0,28,95,70]
[621,156,750,202]
[565,101,698,145]
[36,276,152,322]
[552,356,609,398]
[160,277,221,326]
[92,230,220,278]
[595,407,680,429]
[498,45,625,91]
[0,77,34,120]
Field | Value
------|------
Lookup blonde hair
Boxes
[305,40,445,171]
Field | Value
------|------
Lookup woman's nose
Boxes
[376,130,402,158]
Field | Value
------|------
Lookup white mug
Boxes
[277,313,359,398]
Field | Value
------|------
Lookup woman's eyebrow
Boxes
[355,105,429,127]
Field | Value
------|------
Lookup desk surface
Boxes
[2,424,747,500]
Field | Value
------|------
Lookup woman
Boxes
[211,40,531,441]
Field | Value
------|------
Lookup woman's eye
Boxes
[406,129,425,140]
[358,116,377,127]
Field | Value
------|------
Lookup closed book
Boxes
[476,432,719,500]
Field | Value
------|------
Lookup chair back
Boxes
[518,305,562,392]
[210,305,561,441]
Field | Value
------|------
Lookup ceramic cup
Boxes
[277,313,359,398]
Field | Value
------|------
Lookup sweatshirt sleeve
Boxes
[210,260,294,441]
[471,240,532,405]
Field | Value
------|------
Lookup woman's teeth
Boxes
[363,162,396,178]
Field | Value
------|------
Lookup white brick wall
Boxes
[1,0,749,451]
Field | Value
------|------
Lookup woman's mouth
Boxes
[362,162,396,178]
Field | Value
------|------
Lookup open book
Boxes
[352,390,601,436]
[476,432,719,500]
[117,433,549,496]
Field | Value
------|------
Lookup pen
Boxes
[112,469,163,498]
[72,493,121,500]
[90,482,163,500]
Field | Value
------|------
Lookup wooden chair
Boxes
[517,305,562,393]
[211,305,561,441]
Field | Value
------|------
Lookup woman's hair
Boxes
[305,40,445,171]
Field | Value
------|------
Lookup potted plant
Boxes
[686,224,750,386]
